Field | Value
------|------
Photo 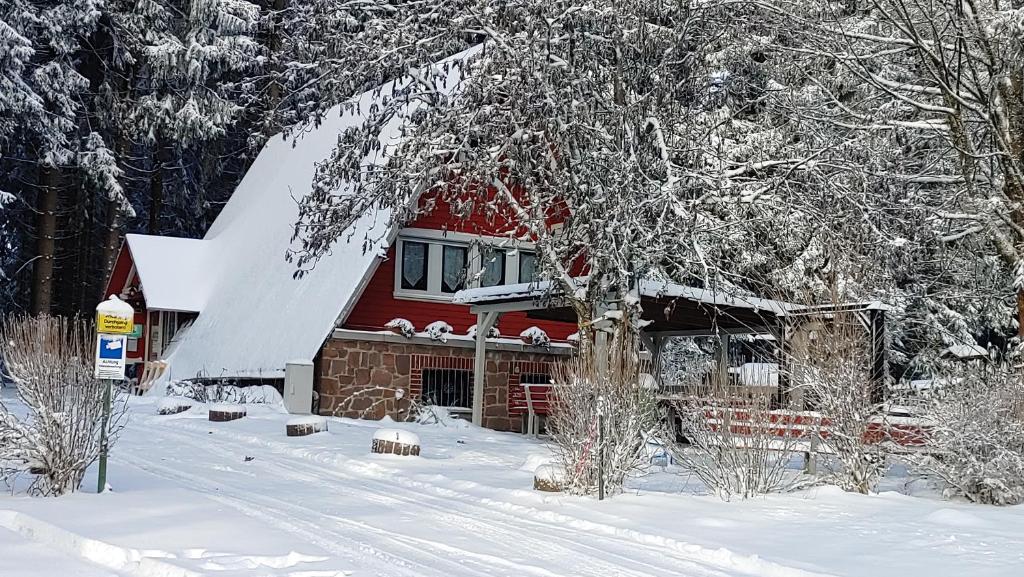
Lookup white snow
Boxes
[423,321,453,342]
[519,326,550,346]
[156,397,192,412]
[467,323,500,338]
[454,278,802,316]
[286,415,327,427]
[939,343,988,359]
[385,318,416,337]
[122,234,210,312]
[372,428,421,446]
[2,392,1023,577]
[735,362,780,386]
[533,463,566,484]
[157,46,482,382]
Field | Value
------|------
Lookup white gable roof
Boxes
[160,46,481,381]
[125,234,210,312]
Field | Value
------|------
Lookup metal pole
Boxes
[597,411,605,501]
[97,378,112,493]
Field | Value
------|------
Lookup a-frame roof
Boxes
[150,46,481,381]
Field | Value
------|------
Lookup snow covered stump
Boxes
[533,464,566,492]
[157,398,193,415]
[371,429,421,456]
[286,416,328,437]
[209,404,246,422]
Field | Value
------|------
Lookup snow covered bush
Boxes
[0,315,127,496]
[385,318,415,338]
[548,322,659,497]
[519,326,550,347]
[789,314,886,494]
[424,321,453,343]
[467,324,500,339]
[166,381,283,405]
[667,393,803,500]
[911,362,1024,505]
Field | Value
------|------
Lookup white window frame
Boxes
[393,228,536,302]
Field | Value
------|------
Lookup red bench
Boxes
[513,383,552,436]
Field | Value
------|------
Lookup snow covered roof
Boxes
[939,344,988,360]
[453,279,801,317]
[159,46,481,381]
[125,234,210,312]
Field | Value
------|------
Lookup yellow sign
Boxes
[97,313,133,335]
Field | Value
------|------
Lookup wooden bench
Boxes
[133,360,168,395]
[520,383,553,436]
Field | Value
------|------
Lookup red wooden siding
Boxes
[344,192,577,339]
[103,243,148,362]
[342,245,577,340]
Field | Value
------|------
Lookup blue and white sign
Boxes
[95,333,128,380]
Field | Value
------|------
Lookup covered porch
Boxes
[454,280,888,426]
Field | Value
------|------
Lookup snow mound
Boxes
[520,326,550,347]
[166,381,283,406]
[156,397,193,414]
[519,453,553,473]
[638,373,658,390]
[385,318,415,338]
[534,463,567,484]
[467,324,500,339]
[372,428,421,446]
[424,321,453,343]
[210,403,246,413]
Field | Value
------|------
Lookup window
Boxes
[401,241,429,291]
[519,372,551,385]
[421,369,473,408]
[441,245,467,293]
[519,251,537,284]
[395,231,538,299]
[481,248,506,287]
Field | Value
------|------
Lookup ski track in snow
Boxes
[119,416,822,577]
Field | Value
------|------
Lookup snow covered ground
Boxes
[1,395,1023,577]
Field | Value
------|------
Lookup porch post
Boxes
[472,310,500,426]
[716,328,730,391]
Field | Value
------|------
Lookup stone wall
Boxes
[318,337,561,432]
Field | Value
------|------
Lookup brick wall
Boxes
[318,337,560,432]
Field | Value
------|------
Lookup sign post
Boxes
[94,295,133,493]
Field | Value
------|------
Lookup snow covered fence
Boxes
[691,404,930,451]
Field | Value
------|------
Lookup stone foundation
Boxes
[318,336,564,432]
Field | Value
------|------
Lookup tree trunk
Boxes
[31,166,59,315]
[99,196,122,300]
[148,144,164,235]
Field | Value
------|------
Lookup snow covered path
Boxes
[114,410,796,577]
[3,399,1023,577]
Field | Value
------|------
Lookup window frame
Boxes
[393,228,536,301]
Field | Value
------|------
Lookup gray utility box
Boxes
[284,360,314,415]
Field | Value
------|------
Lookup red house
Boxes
[104,46,577,432]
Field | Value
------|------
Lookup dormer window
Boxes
[394,229,535,301]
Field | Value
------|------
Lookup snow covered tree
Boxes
[744,0,1024,343]
[548,313,660,497]
[0,315,127,496]
[913,358,1024,505]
